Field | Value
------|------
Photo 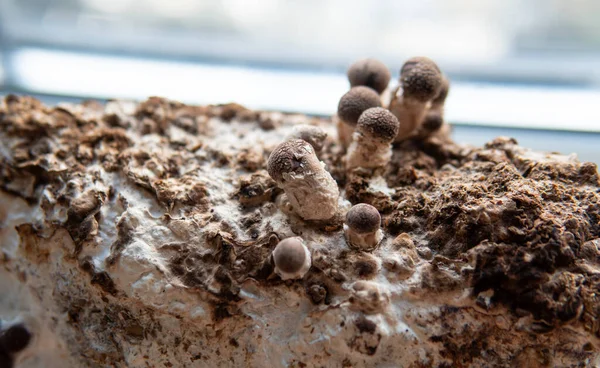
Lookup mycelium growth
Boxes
[1,58,600,368]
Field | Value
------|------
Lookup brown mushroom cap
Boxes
[337,86,382,127]
[400,56,441,76]
[290,125,328,152]
[400,57,443,102]
[357,107,400,142]
[422,111,444,132]
[347,58,392,94]
[273,237,308,274]
[267,139,315,182]
[346,204,381,234]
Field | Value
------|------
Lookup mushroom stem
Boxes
[389,93,430,141]
[335,115,354,149]
[282,162,339,220]
[345,226,383,251]
[346,132,392,170]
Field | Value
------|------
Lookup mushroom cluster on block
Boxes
[2,53,599,367]
[265,55,451,280]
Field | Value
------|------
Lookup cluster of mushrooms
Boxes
[267,57,449,281]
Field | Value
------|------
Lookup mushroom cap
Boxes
[347,58,391,94]
[267,139,316,182]
[432,75,450,105]
[356,107,400,142]
[422,111,444,132]
[337,86,382,127]
[346,203,381,234]
[0,323,32,353]
[400,56,440,76]
[273,237,308,274]
[289,124,328,152]
[400,57,443,102]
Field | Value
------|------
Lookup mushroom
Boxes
[336,86,382,149]
[272,237,312,280]
[344,203,383,251]
[267,139,339,220]
[0,322,32,354]
[389,57,443,141]
[286,124,328,154]
[347,58,391,95]
[345,107,399,170]
[415,75,450,139]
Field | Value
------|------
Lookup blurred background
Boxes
[0,0,598,162]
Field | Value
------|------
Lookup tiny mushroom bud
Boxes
[267,139,339,220]
[337,86,382,149]
[344,203,383,251]
[345,107,399,170]
[421,111,444,132]
[389,57,443,141]
[0,323,32,354]
[286,124,328,154]
[347,58,391,95]
[272,237,311,280]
